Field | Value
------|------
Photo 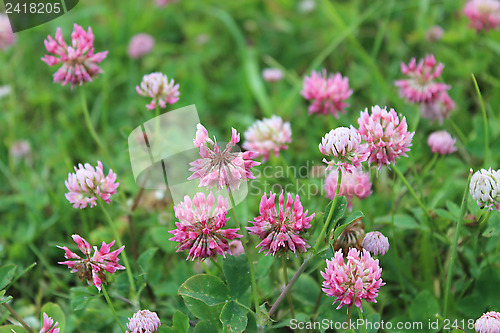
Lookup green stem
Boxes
[422,153,439,175]
[227,188,259,313]
[313,169,342,254]
[358,308,367,333]
[99,203,139,309]
[448,118,468,146]
[154,105,169,188]
[282,256,295,320]
[2,303,34,333]
[79,88,112,166]
[443,169,473,317]
[471,74,489,167]
[211,258,223,273]
[392,164,431,219]
[101,284,126,332]
[347,305,354,329]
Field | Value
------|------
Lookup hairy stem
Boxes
[2,303,34,333]
[269,258,310,317]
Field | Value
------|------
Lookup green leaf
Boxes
[446,200,461,218]
[70,287,95,311]
[375,214,421,230]
[137,247,158,280]
[292,273,320,307]
[0,264,17,290]
[182,296,223,328]
[328,196,348,230]
[172,310,190,333]
[0,325,28,333]
[433,209,456,223]
[194,321,219,333]
[179,274,230,306]
[482,214,500,238]
[158,327,175,333]
[331,223,350,244]
[223,254,250,300]
[255,255,274,280]
[0,295,13,305]
[220,301,248,333]
[322,245,335,260]
[331,210,365,244]
[342,211,365,225]
[409,290,439,332]
[41,302,66,332]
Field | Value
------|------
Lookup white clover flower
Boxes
[470,168,500,211]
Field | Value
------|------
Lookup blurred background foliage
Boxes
[1,0,500,332]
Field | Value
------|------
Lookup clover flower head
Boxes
[41,24,108,88]
[65,161,119,209]
[319,126,369,173]
[321,248,385,312]
[325,169,372,209]
[243,116,292,162]
[395,54,450,104]
[464,0,500,32]
[427,131,457,155]
[169,192,242,261]
[470,168,500,212]
[475,311,500,333]
[247,192,315,257]
[40,312,60,333]
[126,309,161,333]
[0,14,16,50]
[362,231,389,256]
[136,72,180,110]
[128,33,154,59]
[420,91,455,124]
[301,70,353,117]
[189,124,260,192]
[357,105,414,168]
[155,0,178,7]
[332,219,365,253]
[262,68,284,82]
[9,140,31,159]
[426,26,444,42]
[57,234,125,291]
